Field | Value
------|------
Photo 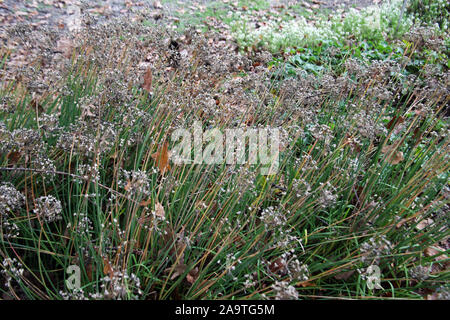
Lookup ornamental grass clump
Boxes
[0,5,448,300]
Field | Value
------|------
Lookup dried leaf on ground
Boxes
[7,151,22,164]
[142,67,152,93]
[151,141,171,174]
[155,201,165,218]
[103,257,114,278]
[166,263,187,280]
[416,218,433,231]
[386,115,404,130]
[186,267,199,284]
[381,142,404,165]
[139,197,152,207]
[299,281,316,288]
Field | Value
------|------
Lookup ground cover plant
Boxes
[0,0,448,300]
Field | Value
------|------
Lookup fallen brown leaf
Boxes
[142,67,152,93]
[103,257,114,278]
[166,263,188,280]
[155,201,165,218]
[386,115,404,130]
[139,197,152,207]
[381,143,404,165]
[424,246,448,263]
[86,263,94,282]
[186,267,199,284]
[151,141,171,174]
[415,218,433,231]
[7,151,22,164]
[299,281,316,288]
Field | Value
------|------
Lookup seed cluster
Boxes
[33,195,63,223]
